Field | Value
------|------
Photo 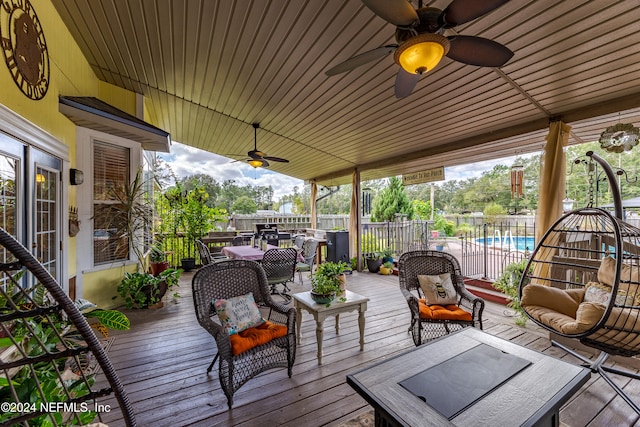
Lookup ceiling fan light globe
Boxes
[394,33,449,75]
[248,159,263,168]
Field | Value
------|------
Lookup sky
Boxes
[160,142,524,200]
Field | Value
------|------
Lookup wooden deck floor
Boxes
[99,270,640,426]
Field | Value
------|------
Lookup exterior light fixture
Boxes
[248,159,263,168]
[70,168,84,185]
[394,33,450,75]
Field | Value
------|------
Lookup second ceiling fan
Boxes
[241,123,289,168]
[326,0,514,99]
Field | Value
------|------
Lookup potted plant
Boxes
[379,261,394,275]
[311,261,350,305]
[365,252,383,273]
[117,268,181,309]
[149,243,169,276]
[381,248,394,264]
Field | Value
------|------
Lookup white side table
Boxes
[293,290,369,365]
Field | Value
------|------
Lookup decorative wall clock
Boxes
[0,0,49,100]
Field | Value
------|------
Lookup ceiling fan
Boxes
[235,123,290,168]
[325,0,514,99]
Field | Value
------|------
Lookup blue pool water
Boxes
[475,236,535,252]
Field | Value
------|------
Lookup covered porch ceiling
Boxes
[51,0,640,186]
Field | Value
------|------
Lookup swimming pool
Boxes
[475,236,535,252]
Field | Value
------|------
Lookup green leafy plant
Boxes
[149,243,167,263]
[117,268,181,309]
[0,284,129,427]
[493,258,531,326]
[311,261,350,296]
[383,261,394,269]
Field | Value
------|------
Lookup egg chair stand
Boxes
[0,228,136,426]
[518,152,640,415]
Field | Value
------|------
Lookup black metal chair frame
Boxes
[261,248,298,303]
[518,151,640,415]
[196,239,226,265]
[296,238,319,284]
[0,228,136,426]
[191,259,296,408]
[398,250,484,346]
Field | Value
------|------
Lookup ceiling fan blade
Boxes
[260,159,270,167]
[248,150,265,159]
[326,45,397,76]
[441,0,509,27]
[446,36,513,67]
[361,0,418,26]
[263,156,290,163]
[394,68,420,99]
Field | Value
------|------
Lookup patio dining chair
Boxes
[398,250,485,346]
[196,239,226,265]
[232,236,245,246]
[296,238,319,284]
[261,248,298,303]
[192,259,296,408]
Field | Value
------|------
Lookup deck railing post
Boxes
[483,223,489,279]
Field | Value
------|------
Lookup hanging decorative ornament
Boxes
[599,122,640,153]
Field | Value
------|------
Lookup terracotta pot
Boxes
[150,261,169,276]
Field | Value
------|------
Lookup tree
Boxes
[370,176,414,222]
[232,196,257,214]
[412,199,432,220]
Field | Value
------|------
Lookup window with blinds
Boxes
[93,141,130,264]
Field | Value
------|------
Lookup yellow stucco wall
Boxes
[0,0,141,308]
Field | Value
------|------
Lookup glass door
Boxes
[0,132,62,284]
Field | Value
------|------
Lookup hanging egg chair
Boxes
[518,151,640,414]
[0,228,136,426]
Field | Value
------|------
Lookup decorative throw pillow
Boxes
[213,292,264,335]
[418,273,458,306]
[584,282,612,305]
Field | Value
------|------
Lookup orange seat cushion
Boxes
[228,321,288,355]
[418,299,472,321]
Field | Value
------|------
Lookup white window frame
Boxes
[76,127,142,277]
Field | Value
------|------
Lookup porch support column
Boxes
[310,181,318,230]
[350,169,362,271]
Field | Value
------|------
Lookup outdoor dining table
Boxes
[221,244,279,261]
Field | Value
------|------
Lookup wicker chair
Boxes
[296,238,319,284]
[0,228,136,426]
[398,250,485,346]
[261,248,298,303]
[192,259,296,408]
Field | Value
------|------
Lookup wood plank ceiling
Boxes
[51,0,640,186]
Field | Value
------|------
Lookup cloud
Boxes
[160,142,304,200]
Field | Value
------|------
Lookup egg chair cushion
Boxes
[598,257,640,306]
[521,284,583,318]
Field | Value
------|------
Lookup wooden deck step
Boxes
[465,282,510,305]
